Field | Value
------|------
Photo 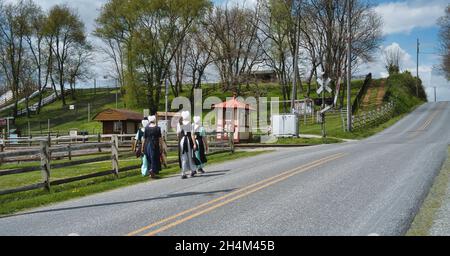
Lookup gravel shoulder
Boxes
[407,146,450,236]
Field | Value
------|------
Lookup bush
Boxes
[385,71,427,115]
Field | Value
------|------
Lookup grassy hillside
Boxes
[300,72,427,139]
[384,71,427,115]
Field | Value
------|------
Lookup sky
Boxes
[5,0,449,101]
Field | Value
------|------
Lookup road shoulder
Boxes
[407,146,450,236]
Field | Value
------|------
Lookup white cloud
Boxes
[374,0,447,35]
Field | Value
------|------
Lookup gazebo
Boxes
[213,96,255,143]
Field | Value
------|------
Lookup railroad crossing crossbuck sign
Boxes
[317,77,332,95]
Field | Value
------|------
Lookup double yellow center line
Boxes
[127,153,346,236]
[410,103,447,139]
[418,108,440,131]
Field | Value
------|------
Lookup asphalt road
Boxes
[0,102,449,236]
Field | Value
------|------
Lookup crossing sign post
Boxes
[316,74,332,138]
[317,77,332,96]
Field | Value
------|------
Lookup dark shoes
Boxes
[198,168,205,174]
[191,170,197,177]
[181,175,188,179]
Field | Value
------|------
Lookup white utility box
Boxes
[271,114,299,137]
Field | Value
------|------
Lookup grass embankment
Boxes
[407,147,450,236]
[301,72,427,140]
[0,150,270,216]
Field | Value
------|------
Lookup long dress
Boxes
[135,128,148,176]
[193,125,207,169]
[177,122,195,176]
[144,125,162,174]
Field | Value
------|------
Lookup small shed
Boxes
[93,109,143,134]
[213,96,255,143]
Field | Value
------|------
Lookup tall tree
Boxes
[438,5,450,80]
[205,4,263,93]
[66,43,93,100]
[94,0,137,90]
[44,5,87,106]
[96,0,210,113]
[24,2,51,114]
[0,0,35,117]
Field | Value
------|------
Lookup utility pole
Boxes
[88,103,91,122]
[346,0,352,132]
[433,87,436,102]
[291,0,302,112]
[416,38,420,97]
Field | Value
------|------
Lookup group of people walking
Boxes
[132,111,208,180]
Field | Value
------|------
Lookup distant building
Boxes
[93,109,143,134]
[242,70,278,83]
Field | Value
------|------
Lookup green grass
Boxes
[265,137,343,145]
[300,109,416,140]
[407,147,450,236]
[0,150,270,216]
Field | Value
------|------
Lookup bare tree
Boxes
[185,22,216,99]
[0,0,35,117]
[44,5,87,106]
[383,45,404,75]
[302,0,382,102]
[66,43,94,99]
[24,2,52,114]
[205,4,264,93]
[438,5,450,80]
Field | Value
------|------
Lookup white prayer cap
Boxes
[148,115,156,123]
[193,116,201,124]
[141,119,149,127]
[181,111,191,125]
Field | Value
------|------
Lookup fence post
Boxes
[68,143,72,161]
[98,133,102,152]
[111,135,119,177]
[40,140,51,191]
[228,132,235,153]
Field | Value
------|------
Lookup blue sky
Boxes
[6,0,448,100]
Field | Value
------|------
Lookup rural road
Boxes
[0,102,449,236]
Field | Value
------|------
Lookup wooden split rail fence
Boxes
[351,101,395,130]
[0,132,234,196]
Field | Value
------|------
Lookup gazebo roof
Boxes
[213,97,255,110]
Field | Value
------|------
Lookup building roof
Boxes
[156,112,181,118]
[213,97,255,110]
[93,109,143,122]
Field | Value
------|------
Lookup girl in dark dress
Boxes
[141,116,162,178]
[193,116,208,173]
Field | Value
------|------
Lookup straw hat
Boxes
[181,111,191,125]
